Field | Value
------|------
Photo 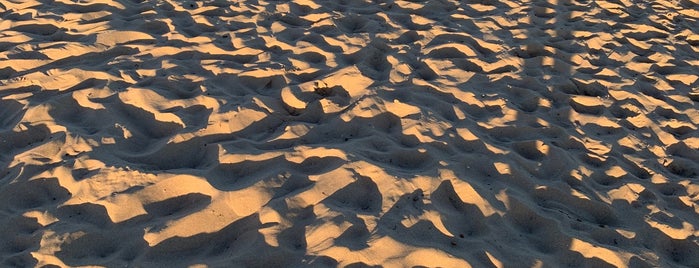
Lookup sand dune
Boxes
[1,0,699,267]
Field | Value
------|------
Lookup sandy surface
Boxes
[1,0,699,267]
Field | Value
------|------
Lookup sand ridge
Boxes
[1,0,699,267]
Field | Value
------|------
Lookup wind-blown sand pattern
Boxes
[1,0,699,267]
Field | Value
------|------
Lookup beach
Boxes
[1,0,699,267]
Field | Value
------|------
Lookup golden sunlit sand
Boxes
[1,0,698,267]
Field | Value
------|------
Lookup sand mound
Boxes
[1,0,699,267]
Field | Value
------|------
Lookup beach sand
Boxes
[1,0,699,267]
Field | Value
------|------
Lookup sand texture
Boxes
[1,0,699,267]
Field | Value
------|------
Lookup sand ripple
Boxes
[1,0,699,267]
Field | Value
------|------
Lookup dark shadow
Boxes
[0,215,42,267]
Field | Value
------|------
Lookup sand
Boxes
[1,0,698,267]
